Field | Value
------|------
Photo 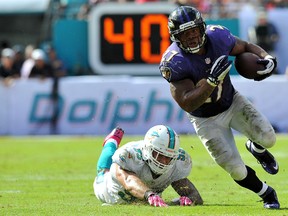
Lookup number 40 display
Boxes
[88,3,176,75]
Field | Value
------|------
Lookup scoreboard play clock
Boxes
[88,3,176,75]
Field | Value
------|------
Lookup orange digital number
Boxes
[104,17,134,61]
[103,15,170,63]
[141,14,170,64]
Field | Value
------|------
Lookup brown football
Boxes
[234,52,265,79]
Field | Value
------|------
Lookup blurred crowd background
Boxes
[0,0,287,81]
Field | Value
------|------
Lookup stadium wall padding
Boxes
[0,76,287,135]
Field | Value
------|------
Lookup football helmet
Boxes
[142,125,180,175]
[168,6,206,53]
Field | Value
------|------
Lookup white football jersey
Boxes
[94,140,192,204]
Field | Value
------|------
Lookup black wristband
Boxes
[144,190,156,201]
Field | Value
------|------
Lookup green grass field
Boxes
[0,134,287,216]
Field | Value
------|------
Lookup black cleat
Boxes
[246,140,279,175]
[261,186,280,209]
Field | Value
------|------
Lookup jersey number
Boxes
[205,81,223,103]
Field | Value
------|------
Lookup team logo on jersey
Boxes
[119,154,126,162]
[160,66,172,82]
[118,191,135,202]
[205,58,211,64]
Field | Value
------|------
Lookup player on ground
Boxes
[159,6,280,209]
[93,125,203,206]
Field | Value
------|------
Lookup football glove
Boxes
[179,196,193,206]
[146,192,168,207]
[255,55,277,81]
[207,55,232,87]
[257,55,277,75]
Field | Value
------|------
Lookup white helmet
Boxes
[142,125,180,175]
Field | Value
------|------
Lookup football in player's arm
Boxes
[93,125,203,207]
[159,6,280,209]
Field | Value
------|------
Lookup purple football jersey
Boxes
[159,25,236,117]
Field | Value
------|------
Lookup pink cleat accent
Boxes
[103,127,124,147]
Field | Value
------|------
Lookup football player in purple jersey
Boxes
[159,6,279,209]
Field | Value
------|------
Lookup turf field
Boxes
[0,134,287,216]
